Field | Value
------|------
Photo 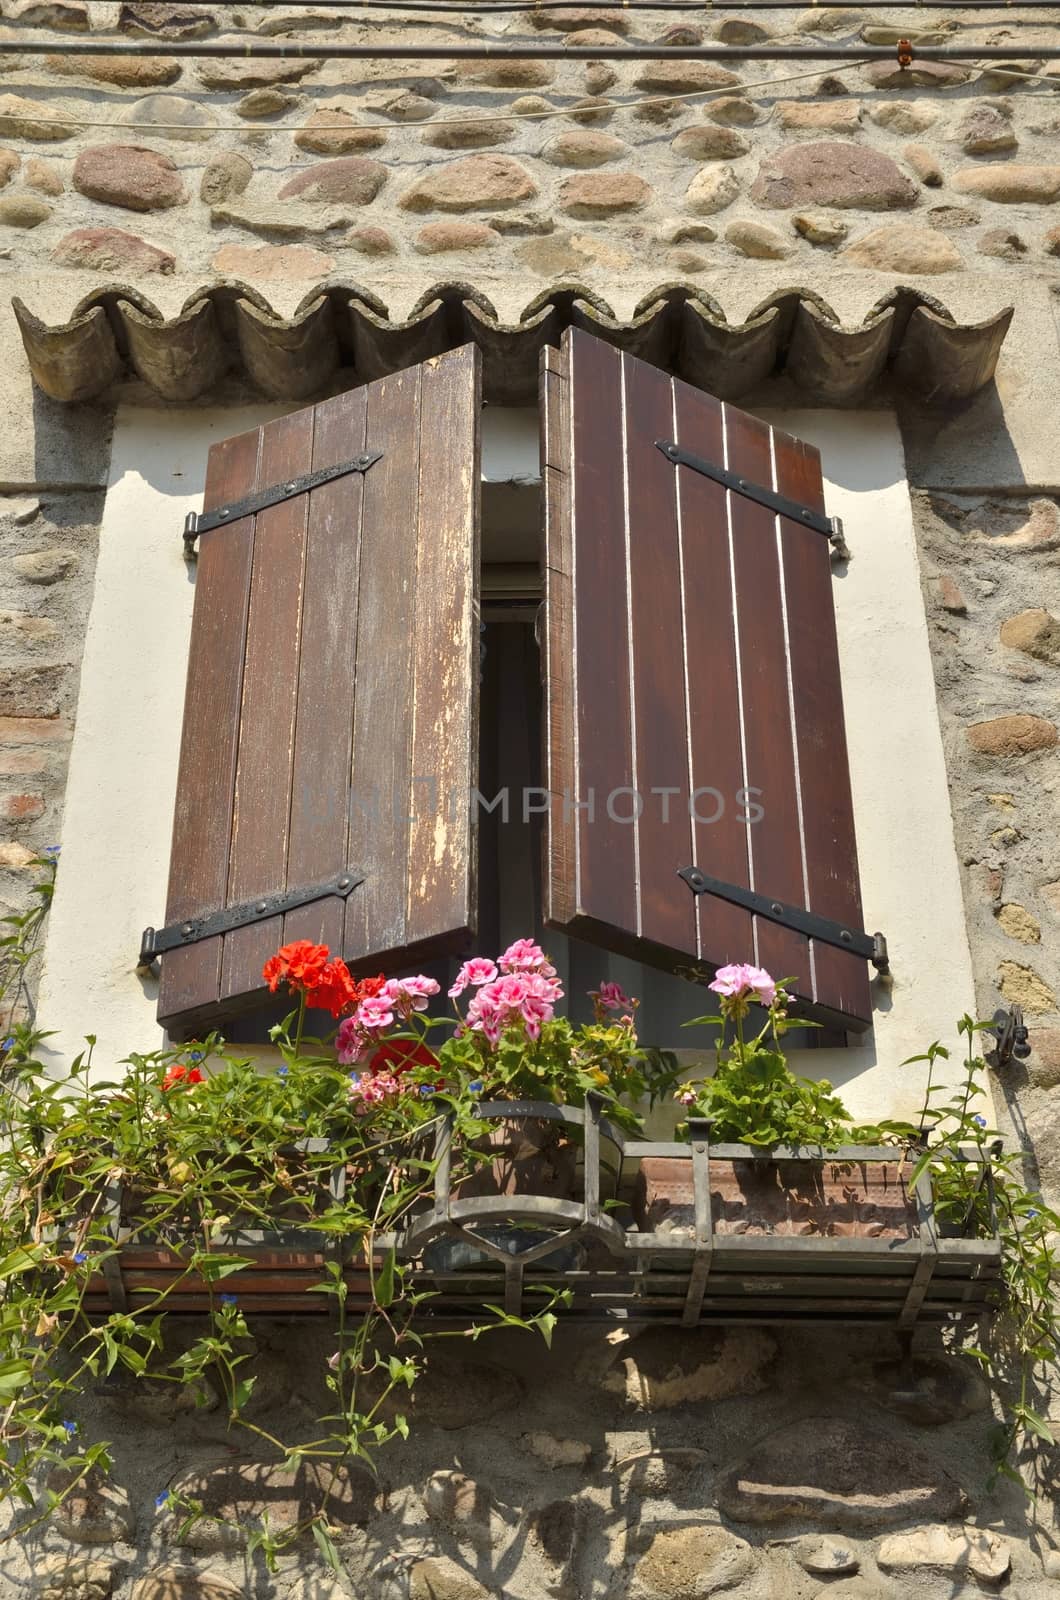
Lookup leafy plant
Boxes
[0,915,588,1566]
[676,961,1060,1492]
[674,963,886,1147]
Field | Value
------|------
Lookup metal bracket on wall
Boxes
[655,439,849,560]
[678,865,889,973]
[139,869,365,969]
[986,1005,1031,1068]
[182,449,384,558]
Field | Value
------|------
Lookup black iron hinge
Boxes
[139,869,365,969]
[183,449,384,558]
[678,866,888,973]
[656,440,849,561]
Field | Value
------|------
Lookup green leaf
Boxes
[0,1244,46,1280]
[312,1520,342,1573]
[195,1254,254,1283]
[1016,1405,1055,1443]
[375,1249,396,1309]
[0,1358,32,1396]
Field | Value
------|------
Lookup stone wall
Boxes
[0,5,1057,280]
[2,3,1060,1598]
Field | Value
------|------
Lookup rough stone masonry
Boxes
[1,1,1060,1596]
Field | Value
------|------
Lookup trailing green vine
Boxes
[675,961,1060,1491]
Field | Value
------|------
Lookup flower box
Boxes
[395,1105,1003,1329]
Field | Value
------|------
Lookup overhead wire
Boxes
[5,56,1056,138]
[0,38,1059,57]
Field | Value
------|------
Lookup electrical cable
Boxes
[62,0,1060,9]
[0,39,1058,59]
[7,56,1056,139]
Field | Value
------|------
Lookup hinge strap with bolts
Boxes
[679,866,889,973]
[183,449,383,559]
[655,439,849,557]
[139,869,365,969]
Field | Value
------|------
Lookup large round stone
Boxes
[73,143,186,211]
[671,124,749,161]
[685,164,741,215]
[399,154,538,213]
[278,156,387,205]
[633,60,740,94]
[953,163,1060,203]
[559,170,652,216]
[967,713,1058,756]
[842,223,961,273]
[715,1417,964,1528]
[212,242,335,279]
[116,93,216,142]
[589,1326,776,1409]
[751,141,918,209]
[52,226,176,273]
[0,94,74,139]
[44,53,181,87]
[541,130,627,167]
[627,1524,755,1598]
[295,107,387,154]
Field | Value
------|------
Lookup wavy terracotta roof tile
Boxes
[12,280,1012,406]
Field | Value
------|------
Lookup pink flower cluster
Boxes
[336,974,440,1066]
[709,963,777,1008]
[347,1067,406,1108]
[453,939,564,1047]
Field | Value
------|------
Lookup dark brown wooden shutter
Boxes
[158,343,482,1036]
[541,327,872,1031]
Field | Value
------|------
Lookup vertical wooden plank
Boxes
[541,342,577,929]
[568,327,637,935]
[407,344,481,950]
[671,377,757,968]
[283,386,369,954]
[722,405,812,992]
[344,362,422,966]
[622,352,695,956]
[220,409,315,1000]
[773,428,871,1024]
[158,425,260,1031]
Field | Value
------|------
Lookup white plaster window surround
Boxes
[37,401,978,1125]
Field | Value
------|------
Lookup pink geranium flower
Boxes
[448,957,498,998]
[498,938,548,974]
[709,963,777,1008]
[383,975,440,1014]
[592,981,634,1014]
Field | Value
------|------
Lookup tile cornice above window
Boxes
[12,279,1012,410]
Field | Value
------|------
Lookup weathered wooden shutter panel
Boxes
[159,343,481,1036]
[541,327,872,1030]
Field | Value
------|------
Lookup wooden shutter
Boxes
[158,343,481,1037]
[541,327,872,1031]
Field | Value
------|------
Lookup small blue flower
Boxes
[1,1037,13,1052]
[189,1050,203,1062]
[61,1420,76,1435]
[155,1491,169,1510]
[43,845,60,856]
[73,1252,87,1265]
[973,1114,987,1128]
[277,1065,289,1079]
[219,1293,237,1306]
[468,1080,483,1095]
[419,1084,432,1097]
[1028,1209,1039,1219]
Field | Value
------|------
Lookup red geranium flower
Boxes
[162,1064,204,1091]
[263,941,331,994]
[304,959,360,1020]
